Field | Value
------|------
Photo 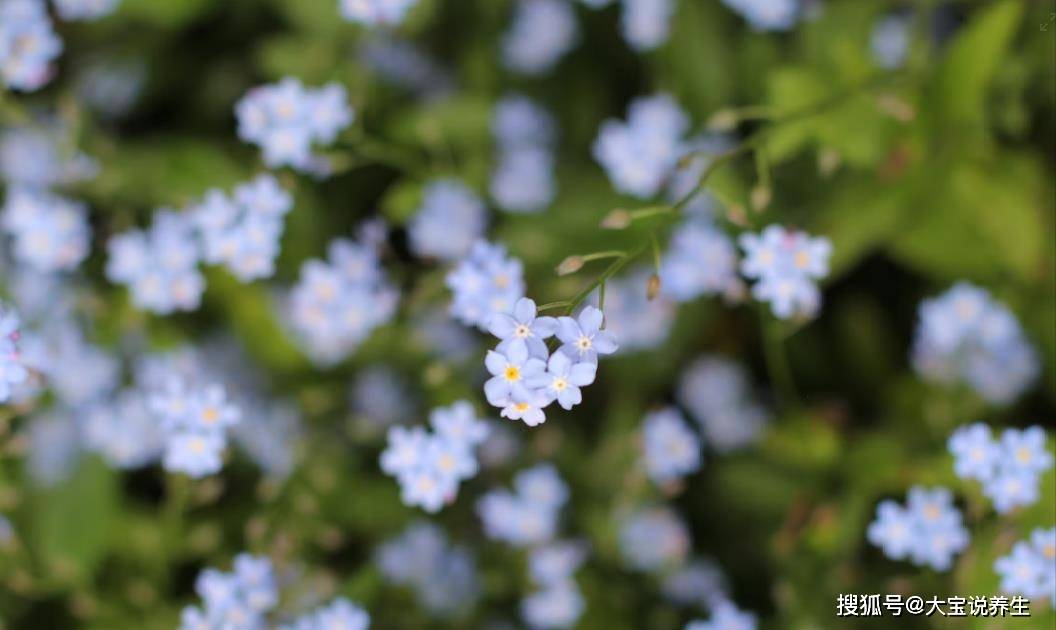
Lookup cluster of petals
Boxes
[379,400,490,513]
[948,423,1053,513]
[446,240,526,331]
[483,298,616,427]
[738,224,832,319]
[478,464,569,547]
[148,377,241,478]
[866,486,969,571]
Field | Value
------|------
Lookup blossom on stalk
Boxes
[738,224,832,319]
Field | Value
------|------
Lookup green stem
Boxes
[536,300,573,312]
[761,310,799,409]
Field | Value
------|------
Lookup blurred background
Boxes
[0,0,1054,628]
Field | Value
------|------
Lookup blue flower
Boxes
[478,464,568,546]
[502,0,578,75]
[948,423,1001,481]
[164,430,226,478]
[872,14,910,69]
[521,581,585,629]
[556,305,619,364]
[621,0,676,52]
[493,95,556,150]
[446,240,526,331]
[52,0,120,21]
[183,554,278,630]
[235,78,353,173]
[719,0,801,32]
[642,407,702,484]
[866,486,969,571]
[484,339,547,408]
[911,282,1038,404]
[527,350,597,411]
[380,401,489,513]
[338,0,419,26]
[491,145,556,214]
[995,528,1056,605]
[81,390,164,469]
[593,93,689,198]
[1000,426,1053,476]
[738,224,832,319]
[408,179,487,261]
[594,268,675,352]
[528,541,588,586]
[619,506,690,572]
[662,559,728,608]
[351,367,416,430]
[287,233,398,365]
[677,356,768,452]
[376,522,480,616]
[660,219,742,302]
[0,121,97,188]
[149,377,241,478]
[489,297,558,359]
[0,0,62,92]
[283,597,370,630]
[2,187,91,273]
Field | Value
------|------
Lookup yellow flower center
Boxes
[576,336,591,351]
[202,407,219,424]
[504,366,521,381]
[553,378,568,392]
[794,251,810,269]
[515,324,531,338]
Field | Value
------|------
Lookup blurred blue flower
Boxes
[446,240,526,331]
[871,14,910,69]
[376,521,480,616]
[235,78,353,173]
[621,0,675,51]
[866,486,969,571]
[493,95,556,149]
[2,188,91,273]
[478,464,568,546]
[283,597,370,630]
[642,406,702,485]
[0,121,97,188]
[53,0,119,21]
[491,145,556,214]
[502,0,578,75]
[662,559,728,608]
[738,224,832,319]
[0,304,29,404]
[912,282,1039,404]
[719,0,801,32]
[408,179,487,261]
[593,268,676,352]
[286,234,398,365]
[677,356,769,452]
[0,0,62,92]
[593,93,689,198]
[949,423,1053,514]
[660,219,742,302]
[81,390,164,469]
[339,0,419,26]
[995,528,1056,606]
[522,581,585,629]
[685,599,758,630]
[619,506,690,572]
[182,554,278,630]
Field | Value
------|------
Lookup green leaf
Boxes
[928,0,1025,128]
[30,457,118,585]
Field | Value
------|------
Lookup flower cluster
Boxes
[0,304,28,404]
[376,521,480,616]
[283,598,371,630]
[593,93,689,198]
[407,179,487,261]
[641,407,702,485]
[0,0,62,91]
[948,423,1053,513]
[235,78,353,172]
[621,0,675,51]
[2,188,90,273]
[490,94,557,214]
[484,299,616,427]
[866,486,969,571]
[0,121,97,188]
[180,554,279,629]
[287,235,398,365]
[619,506,691,572]
[677,356,768,452]
[522,542,588,629]
[53,0,119,21]
[660,218,742,303]
[338,0,419,26]
[189,174,293,282]
[719,0,801,32]
[379,400,490,513]
[994,528,1056,607]
[149,378,241,478]
[446,240,526,331]
[502,0,578,75]
[685,601,759,630]
[478,464,569,546]
[738,224,832,319]
[350,367,415,431]
[911,282,1039,404]
[106,210,205,314]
